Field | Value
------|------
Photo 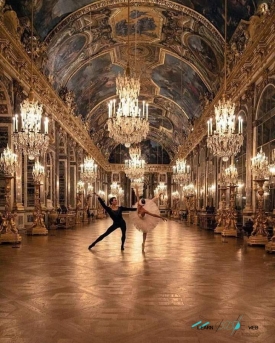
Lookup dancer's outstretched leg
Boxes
[120,222,126,250]
[142,233,147,251]
[88,224,117,249]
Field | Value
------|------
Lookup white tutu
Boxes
[129,199,161,233]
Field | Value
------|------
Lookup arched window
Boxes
[235,110,247,210]
[256,84,275,211]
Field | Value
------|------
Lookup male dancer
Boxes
[88,193,136,250]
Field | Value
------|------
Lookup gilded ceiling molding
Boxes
[44,0,223,47]
[176,8,275,159]
[0,21,110,170]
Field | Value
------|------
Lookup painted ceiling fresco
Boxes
[9,0,266,39]
[66,53,123,117]
[7,0,271,162]
[152,53,208,118]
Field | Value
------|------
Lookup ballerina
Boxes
[130,186,167,251]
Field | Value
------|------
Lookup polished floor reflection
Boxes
[1,217,275,343]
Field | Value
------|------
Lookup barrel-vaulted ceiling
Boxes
[9,0,263,162]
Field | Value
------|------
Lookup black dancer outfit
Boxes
[88,197,137,250]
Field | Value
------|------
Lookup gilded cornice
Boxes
[0,21,109,170]
[177,8,275,159]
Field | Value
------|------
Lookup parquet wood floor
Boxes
[1,217,275,343]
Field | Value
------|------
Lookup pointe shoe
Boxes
[121,245,124,251]
[88,243,95,250]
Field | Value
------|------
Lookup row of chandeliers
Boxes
[172,0,244,194]
[107,0,150,195]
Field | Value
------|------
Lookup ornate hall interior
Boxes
[0,0,275,342]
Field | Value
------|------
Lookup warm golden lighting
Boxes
[251,148,269,179]
[13,91,49,160]
[32,160,45,184]
[173,158,191,184]
[124,156,145,180]
[207,96,243,162]
[0,145,18,176]
[80,156,98,183]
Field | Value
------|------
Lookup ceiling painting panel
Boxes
[187,35,219,74]
[48,34,87,75]
[10,0,266,40]
[148,107,173,131]
[111,7,163,43]
[66,53,123,117]
[152,53,208,119]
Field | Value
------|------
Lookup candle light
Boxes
[44,117,49,134]
[143,100,145,117]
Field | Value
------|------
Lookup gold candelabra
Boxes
[222,184,239,237]
[248,148,270,246]
[214,184,228,234]
[0,145,21,245]
[76,180,84,224]
[248,178,269,245]
[27,160,48,235]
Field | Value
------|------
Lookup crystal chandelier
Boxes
[77,180,85,193]
[172,190,180,200]
[118,187,124,199]
[207,96,244,162]
[110,182,119,195]
[131,176,144,194]
[32,160,45,184]
[12,1,49,161]
[109,182,124,198]
[107,99,149,148]
[154,182,167,196]
[183,183,196,197]
[173,158,191,184]
[107,0,149,148]
[0,145,18,176]
[208,184,216,196]
[80,156,97,183]
[87,183,94,195]
[224,164,238,184]
[269,149,275,176]
[129,145,141,159]
[206,0,243,162]
[98,190,105,198]
[124,156,145,180]
[251,147,269,179]
[116,64,140,101]
[13,91,50,160]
